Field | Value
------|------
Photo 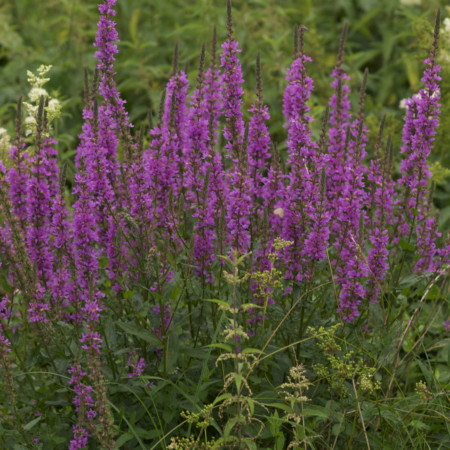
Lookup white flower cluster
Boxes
[443,17,450,37]
[23,65,61,136]
[0,127,11,158]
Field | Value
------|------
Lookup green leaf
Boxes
[398,274,421,289]
[245,440,257,450]
[115,433,133,448]
[166,335,180,373]
[23,416,42,431]
[435,364,450,383]
[99,256,109,269]
[123,290,134,300]
[410,420,429,431]
[224,417,239,437]
[242,348,264,354]
[129,9,141,44]
[104,318,117,348]
[403,56,419,89]
[425,284,441,300]
[213,393,233,406]
[235,373,242,391]
[275,434,286,450]
[204,298,229,307]
[246,397,255,416]
[380,407,401,424]
[266,403,292,413]
[241,303,263,310]
[302,405,331,419]
[438,205,450,229]
[117,321,159,346]
[206,343,233,352]
[399,238,415,252]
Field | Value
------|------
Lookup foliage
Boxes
[0,1,449,449]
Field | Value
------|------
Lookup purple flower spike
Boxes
[95,0,132,133]
[25,138,59,282]
[185,48,224,279]
[70,425,90,450]
[396,19,441,273]
[247,55,271,200]
[280,26,325,282]
[220,9,245,164]
[325,24,352,227]
[127,355,147,378]
[221,7,251,253]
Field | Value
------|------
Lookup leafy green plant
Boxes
[0,1,449,449]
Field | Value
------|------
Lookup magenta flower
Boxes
[220,37,245,163]
[280,29,326,281]
[69,425,90,450]
[220,17,251,253]
[396,22,441,273]
[127,355,147,378]
[325,26,352,233]
[80,331,103,354]
[184,54,224,279]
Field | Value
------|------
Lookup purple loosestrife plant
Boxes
[415,211,440,273]
[221,3,252,254]
[141,113,182,291]
[185,46,219,279]
[204,29,224,147]
[333,72,370,321]
[25,137,59,286]
[247,54,273,268]
[297,109,332,273]
[6,101,29,232]
[200,38,226,266]
[0,161,38,315]
[366,133,395,303]
[72,98,103,322]
[69,425,90,450]
[48,166,77,317]
[142,112,166,236]
[325,24,352,229]
[68,364,96,427]
[247,55,271,207]
[225,168,253,253]
[94,0,138,284]
[161,58,190,200]
[70,1,133,445]
[7,143,29,230]
[221,2,245,165]
[396,15,441,272]
[127,354,147,378]
[1,3,450,447]
[95,0,133,138]
[261,153,287,275]
[280,26,324,282]
[150,52,190,250]
[9,99,69,323]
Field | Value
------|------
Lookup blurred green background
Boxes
[1,0,450,223]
